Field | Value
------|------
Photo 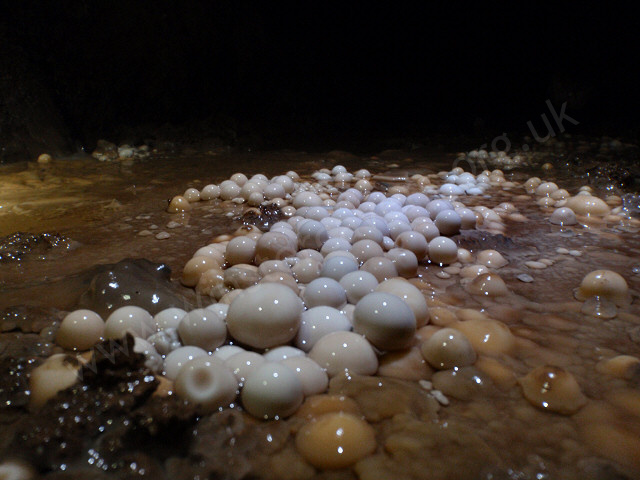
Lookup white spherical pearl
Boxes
[455,207,477,229]
[298,220,329,250]
[297,248,324,262]
[205,303,229,320]
[434,210,462,236]
[154,308,188,331]
[353,292,416,350]
[375,199,402,217]
[361,216,389,236]
[164,346,208,380]
[309,331,378,377]
[328,227,354,242]
[428,236,458,265]
[395,230,428,259]
[355,169,371,179]
[178,309,227,351]
[258,260,291,277]
[320,255,359,281]
[183,187,200,202]
[295,306,352,352]
[358,201,376,213]
[224,351,265,385]
[293,192,323,208]
[282,356,329,396]
[405,193,429,207]
[427,199,454,219]
[402,205,429,222]
[360,256,398,282]
[320,217,342,230]
[439,183,464,196]
[230,172,248,186]
[105,306,155,340]
[413,222,440,241]
[302,277,347,308]
[339,270,379,304]
[385,248,418,278]
[366,191,386,204]
[550,207,578,226]
[304,206,330,220]
[212,344,245,361]
[292,257,323,284]
[420,328,476,370]
[219,180,241,200]
[352,226,383,245]
[264,183,286,200]
[200,184,221,200]
[385,219,410,240]
[264,345,306,362]
[241,362,304,419]
[350,239,384,264]
[175,356,238,411]
[56,309,104,351]
[384,211,410,224]
[225,237,257,265]
[342,216,363,229]
[226,284,303,348]
[272,175,295,193]
[375,278,429,327]
[255,232,297,263]
[320,237,352,256]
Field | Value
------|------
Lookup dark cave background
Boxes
[1,2,638,161]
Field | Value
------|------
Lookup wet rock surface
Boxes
[77,258,192,318]
[0,232,74,262]
[241,203,284,232]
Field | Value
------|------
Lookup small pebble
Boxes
[525,261,547,269]
[540,258,554,266]
[419,379,433,390]
[517,273,534,283]
[556,247,569,254]
[155,232,171,240]
[138,230,153,236]
[431,389,450,406]
[167,221,182,229]
[568,250,582,257]
[149,224,158,230]
[436,271,451,279]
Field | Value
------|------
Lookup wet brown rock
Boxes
[7,335,158,470]
[328,374,439,422]
[242,203,284,232]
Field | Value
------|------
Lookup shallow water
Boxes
[1,146,639,479]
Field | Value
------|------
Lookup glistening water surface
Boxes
[0,145,639,480]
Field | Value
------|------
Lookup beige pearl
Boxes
[56,309,104,351]
[167,195,192,213]
[181,256,222,287]
[575,269,630,306]
[296,412,376,469]
[420,327,476,370]
[465,273,509,296]
[565,195,610,216]
[29,354,80,409]
[295,394,361,420]
[518,365,587,415]
[452,319,515,355]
